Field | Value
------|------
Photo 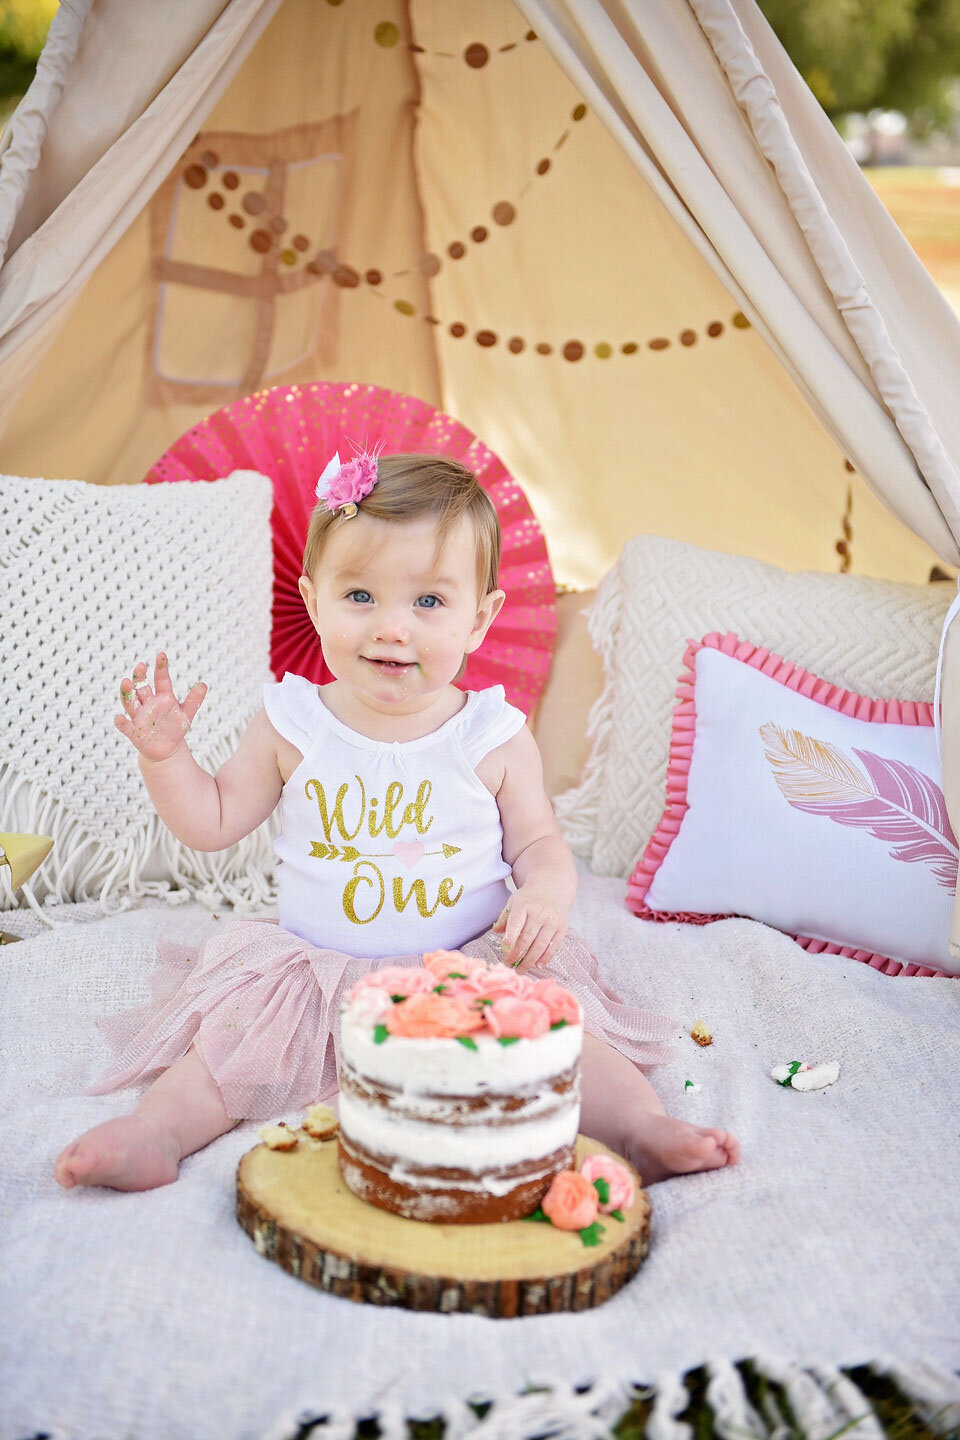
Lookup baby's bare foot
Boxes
[54,1113,181,1192]
[624,1112,740,1186]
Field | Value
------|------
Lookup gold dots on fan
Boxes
[680,329,697,347]
[183,164,207,189]
[375,21,399,47]
[562,341,584,362]
[464,42,488,68]
[732,311,750,328]
[493,201,515,226]
[249,229,272,254]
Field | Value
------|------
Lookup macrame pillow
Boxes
[0,471,279,919]
[553,535,953,878]
[626,632,956,978]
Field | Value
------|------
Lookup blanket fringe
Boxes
[0,740,280,929]
[260,1359,960,1440]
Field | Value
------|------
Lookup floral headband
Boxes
[315,448,380,519]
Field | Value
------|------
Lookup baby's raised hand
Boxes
[492,884,568,972]
[115,653,207,762]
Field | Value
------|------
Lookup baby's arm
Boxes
[117,654,283,852]
[493,724,578,969]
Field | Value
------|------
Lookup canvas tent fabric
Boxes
[2,0,960,954]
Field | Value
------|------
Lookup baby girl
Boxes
[54,450,739,1193]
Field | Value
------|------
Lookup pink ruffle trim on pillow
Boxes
[626,631,954,980]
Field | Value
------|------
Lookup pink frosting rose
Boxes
[579,1155,635,1213]
[541,1171,599,1230]
[385,992,485,1039]
[474,964,538,1004]
[534,980,581,1027]
[485,996,551,1040]
[422,949,487,984]
[348,986,393,1027]
[347,966,434,1003]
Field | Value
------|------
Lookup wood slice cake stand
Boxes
[236,1134,651,1317]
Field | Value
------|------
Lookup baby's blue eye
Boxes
[347,589,372,604]
[417,594,442,609]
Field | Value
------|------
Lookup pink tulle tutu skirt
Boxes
[84,920,679,1121]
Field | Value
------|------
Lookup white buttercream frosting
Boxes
[339,1014,583,1095]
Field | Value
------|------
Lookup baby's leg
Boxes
[54,1045,237,1193]
[580,1032,740,1186]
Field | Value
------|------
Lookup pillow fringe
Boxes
[552,561,622,860]
[1,728,280,926]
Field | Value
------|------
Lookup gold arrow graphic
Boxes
[310,842,461,862]
[309,842,360,861]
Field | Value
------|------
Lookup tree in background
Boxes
[759,0,960,133]
[0,0,56,105]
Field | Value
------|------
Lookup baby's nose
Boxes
[372,611,411,644]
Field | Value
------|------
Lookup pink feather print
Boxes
[759,723,958,892]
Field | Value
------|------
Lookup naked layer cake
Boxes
[337,948,583,1223]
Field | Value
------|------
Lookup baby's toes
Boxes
[696,1126,738,1169]
[719,1131,741,1166]
[54,1139,90,1188]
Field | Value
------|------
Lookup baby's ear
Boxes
[466,587,505,653]
[298,573,319,625]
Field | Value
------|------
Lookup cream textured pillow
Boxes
[553,535,953,878]
[0,471,280,919]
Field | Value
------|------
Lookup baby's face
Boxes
[299,512,504,710]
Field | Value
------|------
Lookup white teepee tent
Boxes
[4,0,960,956]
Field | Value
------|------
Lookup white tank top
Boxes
[262,675,527,958]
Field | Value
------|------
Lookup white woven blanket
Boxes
[3,861,959,1440]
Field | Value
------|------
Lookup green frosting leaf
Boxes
[592,1177,610,1205]
[373,1024,389,1045]
[579,1222,606,1247]
[610,1209,625,1222]
[497,1036,521,1047]
[522,1207,551,1223]
[549,1019,568,1030]
[456,1036,479,1051]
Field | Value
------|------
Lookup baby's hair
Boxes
[302,452,501,596]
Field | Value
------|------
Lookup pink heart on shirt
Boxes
[393,840,425,868]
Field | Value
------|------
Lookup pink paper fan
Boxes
[143,382,556,714]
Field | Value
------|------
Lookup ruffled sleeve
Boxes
[458,684,527,766]
[262,672,319,755]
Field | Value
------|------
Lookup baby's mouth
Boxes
[364,657,416,673]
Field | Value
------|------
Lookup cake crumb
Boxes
[690,1018,713,1047]
[301,1103,339,1140]
[258,1123,298,1150]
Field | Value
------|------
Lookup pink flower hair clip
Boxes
[315,447,381,519]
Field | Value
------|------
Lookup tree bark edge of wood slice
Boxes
[236,1133,651,1317]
